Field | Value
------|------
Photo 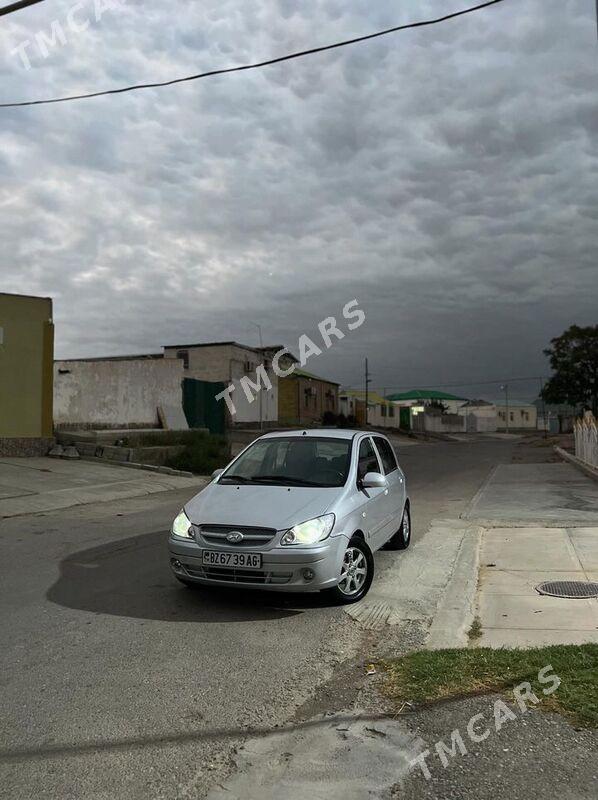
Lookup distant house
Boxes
[458,399,497,433]
[386,389,468,415]
[163,340,281,427]
[339,389,396,428]
[278,367,339,425]
[495,402,537,431]
[0,292,54,456]
[533,399,578,434]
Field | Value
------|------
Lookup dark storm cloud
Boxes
[0,0,596,401]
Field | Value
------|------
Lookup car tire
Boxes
[324,536,374,605]
[385,503,411,551]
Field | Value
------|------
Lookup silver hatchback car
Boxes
[168,429,410,604]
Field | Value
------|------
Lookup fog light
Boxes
[171,558,183,573]
[302,568,315,581]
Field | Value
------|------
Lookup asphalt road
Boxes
[0,437,518,799]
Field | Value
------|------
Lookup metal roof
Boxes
[386,389,468,402]
[290,367,340,385]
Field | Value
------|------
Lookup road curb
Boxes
[459,465,499,520]
[554,446,598,483]
[78,454,197,479]
[426,526,482,650]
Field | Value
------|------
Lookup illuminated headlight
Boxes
[281,514,335,546]
[171,509,193,539]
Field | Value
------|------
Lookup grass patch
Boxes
[164,432,229,475]
[131,430,211,447]
[383,644,598,727]
[467,616,483,641]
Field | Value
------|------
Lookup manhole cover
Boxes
[536,581,598,599]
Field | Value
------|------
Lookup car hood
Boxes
[185,482,340,530]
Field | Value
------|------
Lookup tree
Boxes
[542,324,598,416]
[428,399,448,414]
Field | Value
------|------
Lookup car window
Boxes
[357,438,380,481]
[219,436,352,487]
[374,437,398,474]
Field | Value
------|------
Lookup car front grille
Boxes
[197,524,277,548]
[183,564,292,585]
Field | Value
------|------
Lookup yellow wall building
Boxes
[278,368,339,425]
[0,293,54,455]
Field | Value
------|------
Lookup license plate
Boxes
[202,550,262,570]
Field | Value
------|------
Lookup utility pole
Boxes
[539,376,548,439]
[364,358,371,427]
[501,383,510,433]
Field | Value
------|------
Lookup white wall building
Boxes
[339,390,398,428]
[163,341,278,425]
[458,399,498,433]
[496,402,537,431]
[54,355,184,429]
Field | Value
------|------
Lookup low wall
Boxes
[72,441,186,465]
[54,358,184,429]
[464,413,497,433]
[0,437,54,457]
[414,413,465,434]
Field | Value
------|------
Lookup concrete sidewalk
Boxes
[463,462,598,526]
[477,526,598,647]
[465,461,598,647]
[0,457,207,519]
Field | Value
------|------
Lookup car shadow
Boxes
[46,530,336,622]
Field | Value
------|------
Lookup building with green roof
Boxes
[385,389,468,402]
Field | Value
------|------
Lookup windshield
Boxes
[219,436,352,488]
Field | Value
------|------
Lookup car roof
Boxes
[257,428,373,441]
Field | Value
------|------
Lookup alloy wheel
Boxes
[338,546,368,596]
[402,512,410,544]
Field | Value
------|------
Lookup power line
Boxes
[344,375,547,392]
[0,0,507,109]
[0,0,46,18]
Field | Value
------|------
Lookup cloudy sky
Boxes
[1,0,596,401]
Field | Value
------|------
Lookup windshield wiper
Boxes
[218,474,255,483]
[252,475,320,486]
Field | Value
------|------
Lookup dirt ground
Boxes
[511,433,574,463]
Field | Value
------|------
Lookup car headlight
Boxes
[171,509,194,539]
[281,514,335,546]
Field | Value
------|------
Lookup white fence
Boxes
[574,413,598,468]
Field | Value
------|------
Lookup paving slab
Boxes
[476,526,598,648]
[0,457,208,519]
[569,528,598,570]
[463,463,598,525]
[480,528,576,570]
[478,593,598,631]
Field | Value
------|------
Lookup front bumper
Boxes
[168,533,349,592]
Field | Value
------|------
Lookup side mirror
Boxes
[211,468,224,480]
[362,471,387,489]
